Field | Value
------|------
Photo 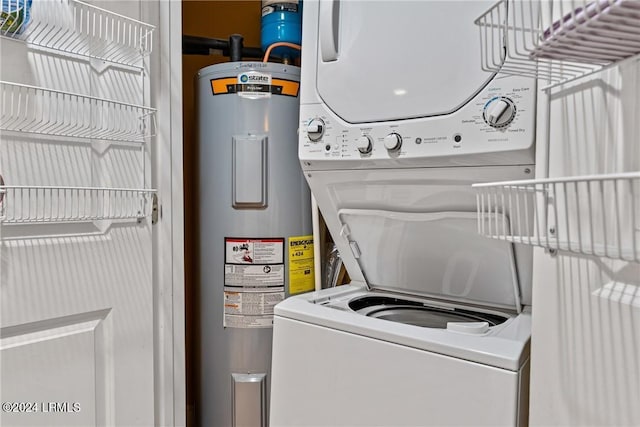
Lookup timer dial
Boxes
[483,97,517,128]
[306,118,326,141]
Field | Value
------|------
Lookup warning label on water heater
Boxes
[225,264,284,287]
[225,237,283,265]
[223,237,285,328]
[224,289,284,315]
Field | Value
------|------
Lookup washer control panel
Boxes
[299,77,536,167]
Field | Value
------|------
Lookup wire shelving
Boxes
[0,0,155,67]
[473,172,640,262]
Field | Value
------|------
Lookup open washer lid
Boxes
[337,209,522,312]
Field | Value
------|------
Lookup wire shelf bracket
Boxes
[473,172,640,263]
[0,0,155,68]
[0,185,157,224]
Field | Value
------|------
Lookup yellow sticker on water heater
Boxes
[288,235,314,295]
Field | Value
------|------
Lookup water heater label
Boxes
[211,77,299,97]
[288,235,315,295]
[225,238,284,265]
[223,314,278,329]
[223,290,285,328]
[262,0,299,16]
[237,71,272,99]
[224,264,284,287]
[224,237,285,328]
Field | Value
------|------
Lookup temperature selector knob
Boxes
[357,135,373,154]
[483,97,517,128]
[384,133,402,151]
[306,118,325,142]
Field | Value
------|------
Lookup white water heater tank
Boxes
[197,61,312,427]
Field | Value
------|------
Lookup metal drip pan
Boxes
[348,296,508,329]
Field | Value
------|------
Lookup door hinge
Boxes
[151,193,159,225]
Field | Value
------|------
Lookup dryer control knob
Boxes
[384,133,402,151]
[306,118,326,142]
[356,135,373,154]
[483,97,517,128]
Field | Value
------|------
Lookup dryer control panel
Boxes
[299,76,536,170]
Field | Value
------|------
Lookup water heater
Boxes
[197,62,312,426]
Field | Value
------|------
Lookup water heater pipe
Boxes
[262,42,302,62]
[311,194,322,291]
[228,34,243,62]
[182,34,263,59]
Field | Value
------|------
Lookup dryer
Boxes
[270,1,537,426]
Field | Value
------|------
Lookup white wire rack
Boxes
[0,81,156,143]
[473,172,640,262]
[475,0,640,89]
[0,185,156,224]
[0,0,154,67]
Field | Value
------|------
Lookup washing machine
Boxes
[270,1,537,426]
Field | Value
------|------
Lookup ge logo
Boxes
[240,74,248,83]
[263,266,271,273]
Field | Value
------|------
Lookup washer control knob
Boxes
[356,135,373,154]
[384,133,402,151]
[306,118,326,142]
[483,97,517,128]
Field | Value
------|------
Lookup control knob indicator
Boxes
[306,118,326,141]
[384,133,402,151]
[356,135,373,154]
[483,97,517,128]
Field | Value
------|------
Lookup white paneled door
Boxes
[0,1,184,426]
[0,230,154,426]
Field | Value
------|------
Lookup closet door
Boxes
[0,1,166,425]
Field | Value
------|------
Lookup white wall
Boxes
[529,59,640,425]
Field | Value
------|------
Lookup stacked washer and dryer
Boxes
[270,1,537,426]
